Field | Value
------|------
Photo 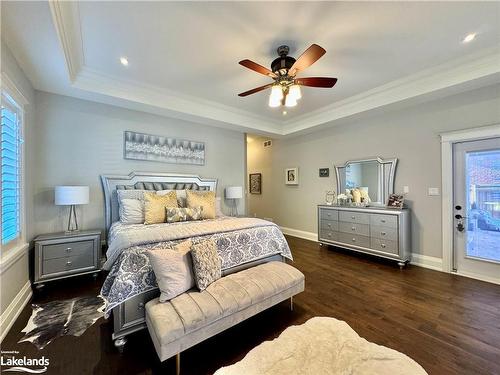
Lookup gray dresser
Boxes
[318,205,411,268]
[33,230,101,287]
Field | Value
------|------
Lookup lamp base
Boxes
[66,205,80,232]
[229,199,239,217]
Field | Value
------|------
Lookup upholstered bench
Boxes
[145,261,305,374]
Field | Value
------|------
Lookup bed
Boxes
[99,172,292,351]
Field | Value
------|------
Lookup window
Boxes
[1,88,24,248]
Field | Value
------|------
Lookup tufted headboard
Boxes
[100,171,217,238]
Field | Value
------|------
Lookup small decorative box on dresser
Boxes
[33,230,101,288]
[318,205,411,268]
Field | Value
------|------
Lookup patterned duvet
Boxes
[100,218,292,317]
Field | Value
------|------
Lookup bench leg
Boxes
[176,353,180,375]
[290,296,293,311]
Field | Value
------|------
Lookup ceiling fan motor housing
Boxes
[271,46,296,75]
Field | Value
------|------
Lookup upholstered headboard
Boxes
[100,171,217,237]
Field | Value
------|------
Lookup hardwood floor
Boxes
[2,236,500,375]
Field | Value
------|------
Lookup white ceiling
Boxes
[2,1,500,135]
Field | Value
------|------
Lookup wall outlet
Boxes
[428,187,440,196]
[403,186,410,194]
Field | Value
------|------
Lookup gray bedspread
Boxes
[100,218,292,317]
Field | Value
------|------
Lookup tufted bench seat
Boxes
[145,261,305,373]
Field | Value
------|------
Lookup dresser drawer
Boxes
[337,232,370,248]
[370,237,399,255]
[42,240,94,260]
[339,211,370,225]
[370,225,398,241]
[320,220,338,231]
[42,252,95,276]
[369,214,398,228]
[338,221,370,236]
[319,208,338,221]
[319,229,338,242]
[123,289,160,327]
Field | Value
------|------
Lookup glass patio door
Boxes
[453,137,500,282]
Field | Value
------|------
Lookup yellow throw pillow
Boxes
[144,191,178,224]
[185,190,216,219]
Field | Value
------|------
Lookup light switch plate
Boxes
[403,186,410,193]
[428,187,440,196]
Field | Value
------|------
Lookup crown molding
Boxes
[48,0,85,82]
[48,0,500,136]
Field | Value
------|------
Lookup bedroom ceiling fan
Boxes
[238,44,337,108]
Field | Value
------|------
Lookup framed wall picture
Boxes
[387,194,405,208]
[124,131,205,165]
[249,173,262,194]
[319,168,329,177]
[285,167,299,185]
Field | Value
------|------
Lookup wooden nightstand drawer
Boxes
[42,252,95,276]
[43,240,94,260]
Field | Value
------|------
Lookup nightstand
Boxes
[33,230,101,288]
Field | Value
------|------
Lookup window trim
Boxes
[1,73,28,253]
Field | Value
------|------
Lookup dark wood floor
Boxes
[3,236,500,375]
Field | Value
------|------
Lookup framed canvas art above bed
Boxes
[124,131,205,165]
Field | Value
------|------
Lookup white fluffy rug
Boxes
[215,317,427,375]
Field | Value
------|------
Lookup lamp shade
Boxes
[225,186,243,199]
[55,186,89,206]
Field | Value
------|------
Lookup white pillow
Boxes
[147,240,195,302]
[157,189,187,207]
[215,197,225,217]
[119,198,145,224]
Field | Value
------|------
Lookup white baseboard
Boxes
[280,226,446,272]
[409,254,443,271]
[280,227,318,242]
[0,281,32,343]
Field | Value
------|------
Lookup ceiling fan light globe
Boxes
[289,84,302,100]
[270,85,284,100]
[285,95,297,107]
[269,95,281,108]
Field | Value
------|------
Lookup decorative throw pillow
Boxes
[186,190,216,220]
[119,198,145,224]
[215,197,225,217]
[147,240,195,302]
[190,239,221,290]
[157,189,187,207]
[144,191,178,224]
[166,207,203,223]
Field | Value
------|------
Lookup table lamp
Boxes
[55,186,89,232]
[225,186,243,217]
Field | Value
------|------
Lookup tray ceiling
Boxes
[2,1,499,135]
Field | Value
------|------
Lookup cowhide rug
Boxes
[19,296,105,349]
[215,317,428,375]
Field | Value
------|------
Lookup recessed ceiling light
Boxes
[120,57,129,66]
[462,33,476,43]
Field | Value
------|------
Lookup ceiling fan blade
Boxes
[295,77,338,88]
[289,44,326,76]
[238,83,274,97]
[239,59,277,78]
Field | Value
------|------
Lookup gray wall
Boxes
[33,92,246,236]
[1,41,35,316]
[248,84,500,259]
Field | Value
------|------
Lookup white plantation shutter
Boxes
[1,95,23,245]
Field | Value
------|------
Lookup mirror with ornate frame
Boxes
[334,157,398,205]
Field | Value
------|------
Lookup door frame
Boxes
[440,123,500,283]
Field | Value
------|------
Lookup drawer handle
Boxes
[381,244,386,248]
[381,232,386,236]
[327,223,332,228]
[381,219,386,223]
[352,238,356,242]
[137,302,145,310]
[351,216,356,219]
[351,226,356,231]
[66,261,72,266]
[327,213,331,216]
[66,247,72,252]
